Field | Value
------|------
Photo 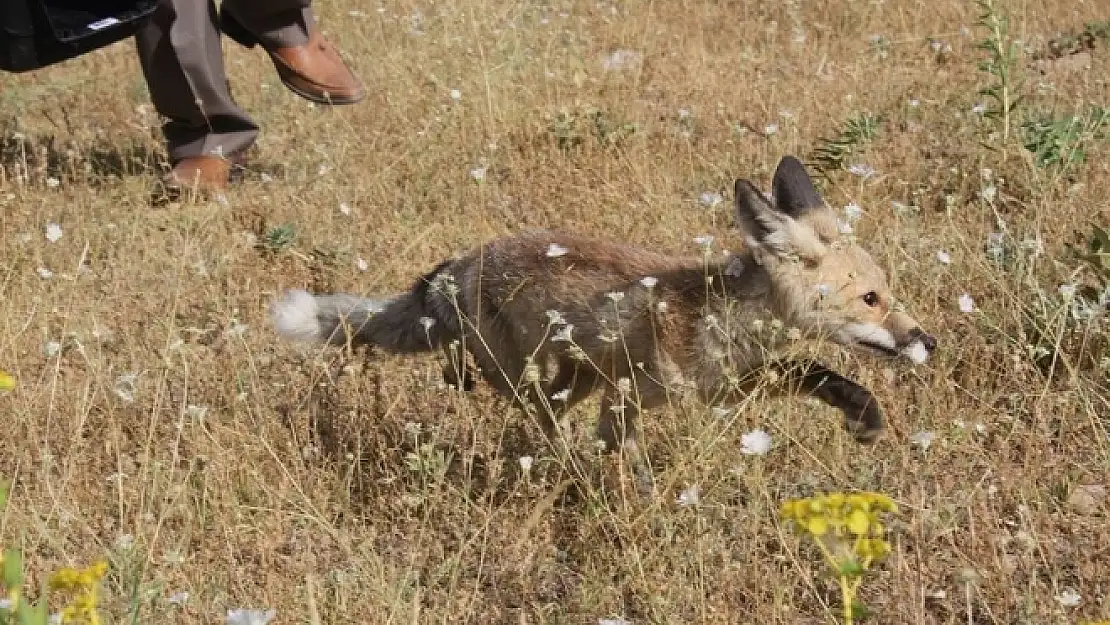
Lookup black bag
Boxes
[0,0,158,73]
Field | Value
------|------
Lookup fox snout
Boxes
[892,319,937,365]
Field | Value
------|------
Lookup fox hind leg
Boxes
[597,373,667,496]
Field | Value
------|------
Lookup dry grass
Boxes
[1,0,1108,623]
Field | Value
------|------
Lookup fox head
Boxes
[733,155,937,364]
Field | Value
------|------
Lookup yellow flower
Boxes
[0,370,14,392]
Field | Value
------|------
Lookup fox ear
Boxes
[771,155,825,217]
[735,177,827,263]
[734,178,791,245]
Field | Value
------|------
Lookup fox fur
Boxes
[270,155,936,455]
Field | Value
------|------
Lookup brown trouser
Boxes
[135,0,313,163]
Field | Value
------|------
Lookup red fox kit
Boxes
[270,155,936,458]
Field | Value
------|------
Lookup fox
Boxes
[269,155,936,462]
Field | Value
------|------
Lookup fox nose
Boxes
[909,328,937,352]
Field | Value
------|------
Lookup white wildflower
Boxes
[357,258,368,271]
[546,243,569,257]
[699,191,723,208]
[910,431,935,450]
[37,267,54,279]
[958,293,975,313]
[168,591,190,605]
[677,484,700,506]
[837,218,854,235]
[763,123,778,136]
[598,618,630,625]
[226,608,276,625]
[740,429,772,456]
[419,317,436,331]
[816,284,832,297]
[847,163,875,179]
[469,166,487,182]
[339,201,351,215]
[606,291,625,303]
[908,99,921,107]
[45,177,60,188]
[45,223,63,243]
[114,373,139,402]
[971,103,987,114]
[114,534,135,550]
[1058,284,1077,300]
[44,340,62,357]
[1055,589,1081,608]
[843,202,863,221]
[640,276,658,288]
[693,235,714,248]
[545,310,566,325]
[936,250,952,264]
[449,88,462,101]
[518,455,534,473]
[550,388,571,401]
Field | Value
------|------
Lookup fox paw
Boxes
[841,388,883,443]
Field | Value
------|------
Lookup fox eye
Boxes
[862,291,880,307]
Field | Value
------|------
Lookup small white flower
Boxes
[260,172,273,183]
[44,340,62,357]
[546,243,569,258]
[843,202,863,221]
[763,123,779,136]
[740,429,772,456]
[469,166,487,182]
[45,223,63,243]
[958,293,975,313]
[1059,284,1077,300]
[168,591,190,605]
[908,98,921,107]
[981,185,997,203]
[357,258,368,271]
[518,455,534,472]
[0,599,11,610]
[339,202,352,215]
[551,388,571,401]
[699,191,723,208]
[847,163,876,179]
[1055,589,1081,608]
[226,608,276,625]
[419,317,436,331]
[936,250,952,265]
[185,404,208,420]
[114,534,135,550]
[677,484,700,506]
[449,88,462,101]
[910,430,935,450]
[606,291,625,303]
[971,103,987,114]
[114,373,139,402]
[837,218,854,235]
[693,235,714,248]
[37,267,54,279]
[545,310,566,325]
[598,619,630,625]
[45,177,60,188]
[678,108,691,119]
[317,164,330,176]
[785,327,802,341]
[816,284,832,297]
[640,276,658,288]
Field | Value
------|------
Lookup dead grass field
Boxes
[2,0,1109,623]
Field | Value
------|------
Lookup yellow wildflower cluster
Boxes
[780,491,899,624]
[780,491,897,570]
[0,370,14,392]
[49,561,109,625]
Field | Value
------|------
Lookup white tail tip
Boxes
[270,289,323,342]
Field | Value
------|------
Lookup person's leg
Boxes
[219,0,365,105]
[135,0,257,192]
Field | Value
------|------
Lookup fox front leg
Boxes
[762,360,884,442]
